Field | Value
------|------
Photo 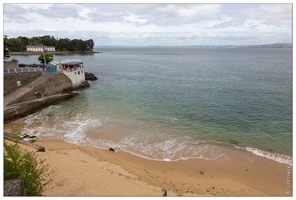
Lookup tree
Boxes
[4,35,10,59]
[18,36,29,52]
[87,39,95,50]
[38,53,53,65]
[77,40,88,52]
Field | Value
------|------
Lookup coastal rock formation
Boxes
[85,72,98,80]
[4,133,46,152]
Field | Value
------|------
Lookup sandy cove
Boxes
[4,137,292,197]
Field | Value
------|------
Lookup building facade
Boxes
[50,59,85,87]
[26,45,55,52]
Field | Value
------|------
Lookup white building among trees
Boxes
[26,45,55,52]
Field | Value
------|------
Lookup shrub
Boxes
[4,127,55,196]
[11,58,18,62]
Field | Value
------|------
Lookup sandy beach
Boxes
[4,135,292,197]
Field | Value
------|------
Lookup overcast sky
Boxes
[2,2,293,46]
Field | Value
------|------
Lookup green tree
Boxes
[77,40,88,52]
[18,36,29,52]
[38,53,53,65]
[87,39,95,50]
[4,127,55,196]
[4,35,10,59]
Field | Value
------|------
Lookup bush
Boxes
[4,128,55,196]
[11,58,18,62]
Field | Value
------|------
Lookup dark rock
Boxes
[4,133,45,152]
[4,179,25,196]
[161,189,167,196]
[85,72,98,81]
[78,81,90,88]
[37,146,45,152]
[109,147,115,152]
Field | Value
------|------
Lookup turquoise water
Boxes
[12,47,292,165]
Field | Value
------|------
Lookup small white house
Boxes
[26,45,55,52]
[50,59,85,87]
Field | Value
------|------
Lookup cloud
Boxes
[228,4,292,27]
[3,4,30,23]
[28,4,85,20]
[3,3,293,46]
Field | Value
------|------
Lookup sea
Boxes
[9,47,293,166]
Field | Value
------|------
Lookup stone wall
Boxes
[9,73,73,105]
[4,93,76,123]
[4,72,41,95]
[4,61,18,69]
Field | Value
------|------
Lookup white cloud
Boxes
[3,3,293,46]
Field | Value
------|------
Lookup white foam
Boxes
[18,109,107,144]
[245,147,292,166]
[116,133,228,162]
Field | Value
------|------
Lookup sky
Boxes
[2,1,293,47]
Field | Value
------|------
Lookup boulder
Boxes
[109,147,115,152]
[85,72,98,81]
[4,179,25,196]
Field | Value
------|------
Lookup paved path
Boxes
[4,71,56,107]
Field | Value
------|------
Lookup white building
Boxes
[50,59,85,87]
[26,45,55,52]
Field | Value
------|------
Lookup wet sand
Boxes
[4,137,292,197]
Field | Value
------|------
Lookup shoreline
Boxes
[3,122,292,196]
[9,51,102,55]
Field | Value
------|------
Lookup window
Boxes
[78,71,80,75]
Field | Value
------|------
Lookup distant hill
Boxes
[94,43,292,49]
[242,43,292,48]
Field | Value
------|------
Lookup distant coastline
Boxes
[94,43,292,49]
[9,51,102,55]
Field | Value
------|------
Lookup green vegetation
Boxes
[4,35,10,59]
[38,53,54,64]
[4,35,94,53]
[4,127,55,196]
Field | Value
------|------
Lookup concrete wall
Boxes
[4,61,18,70]
[4,72,41,95]
[4,93,75,123]
[63,69,86,87]
[9,73,73,105]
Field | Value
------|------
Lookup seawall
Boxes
[4,93,76,123]
[4,72,41,95]
[3,72,89,123]
[8,73,73,105]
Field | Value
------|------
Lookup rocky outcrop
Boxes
[4,133,45,152]
[85,72,98,80]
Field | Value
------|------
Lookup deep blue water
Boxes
[11,47,292,164]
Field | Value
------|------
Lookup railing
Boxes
[4,68,42,73]
[62,66,84,72]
